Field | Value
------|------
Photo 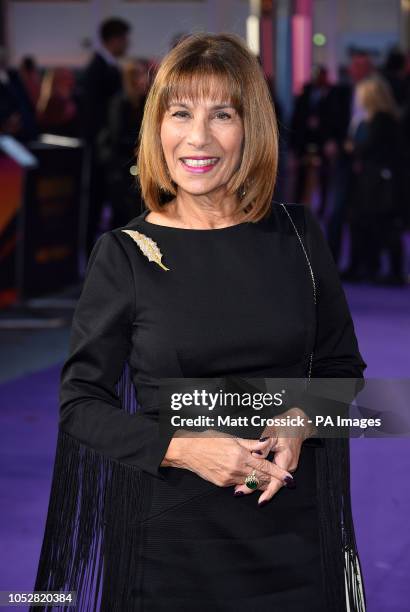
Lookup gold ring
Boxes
[244,469,259,490]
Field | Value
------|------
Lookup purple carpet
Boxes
[0,283,409,611]
[347,284,410,612]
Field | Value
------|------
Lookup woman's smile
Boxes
[179,156,220,173]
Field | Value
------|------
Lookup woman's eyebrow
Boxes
[212,104,234,110]
[167,102,234,110]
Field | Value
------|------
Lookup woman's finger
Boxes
[258,466,297,505]
[233,454,292,497]
[233,468,271,496]
[235,436,273,455]
[233,438,274,496]
[257,477,287,506]
[258,441,300,505]
[251,449,269,459]
[273,440,302,475]
[245,454,293,483]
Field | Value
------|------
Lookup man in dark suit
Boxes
[81,17,131,258]
[289,66,334,216]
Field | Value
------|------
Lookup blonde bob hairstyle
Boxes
[356,75,400,120]
[136,32,279,223]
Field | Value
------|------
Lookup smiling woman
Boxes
[137,34,278,224]
[32,32,367,612]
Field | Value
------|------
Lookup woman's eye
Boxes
[171,111,190,118]
[215,112,232,120]
[169,110,233,120]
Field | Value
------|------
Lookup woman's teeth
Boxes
[182,158,219,167]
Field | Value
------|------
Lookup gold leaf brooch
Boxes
[121,229,170,271]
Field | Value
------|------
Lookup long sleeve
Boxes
[292,206,367,432]
[59,231,173,479]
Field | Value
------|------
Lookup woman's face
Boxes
[160,95,244,198]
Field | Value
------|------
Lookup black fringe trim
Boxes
[30,428,149,611]
[115,361,139,416]
[316,438,367,611]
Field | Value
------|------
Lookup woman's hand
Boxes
[162,429,294,489]
[233,407,317,505]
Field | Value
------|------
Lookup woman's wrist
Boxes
[287,406,318,440]
[161,429,192,468]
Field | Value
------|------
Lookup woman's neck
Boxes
[152,193,245,230]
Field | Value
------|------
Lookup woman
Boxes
[342,75,405,284]
[97,58,150,227]
[32,34,367,611]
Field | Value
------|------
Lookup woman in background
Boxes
[98,58,150,227]
[343,76,405,285]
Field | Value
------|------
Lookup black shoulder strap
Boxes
[277,202,316,380]
[277,202,310,259]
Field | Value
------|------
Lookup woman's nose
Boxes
[187,117,212,148]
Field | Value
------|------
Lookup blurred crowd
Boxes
[289,50,410,286]
[1,17,409,285]
[0,18,153,259]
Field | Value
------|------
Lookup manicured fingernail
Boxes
[283,476,296,489]
[253,450,263,455]
[259,437,268,442]
[234,490,245,497]
[258,500,269,507]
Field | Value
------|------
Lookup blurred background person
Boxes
[382,48,410,110]
[342,75,405,285]
[18,55,42,109]
[80,16,131,257]
[0,47,38,142]
[326,51,374,266]
[289,65,333,217]
[386,49,410,230]
[36,68,79,137]
[97,58,150,228]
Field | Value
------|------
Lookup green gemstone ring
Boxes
[245,469,259,490]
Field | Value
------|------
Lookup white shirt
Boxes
[96,45,119,68]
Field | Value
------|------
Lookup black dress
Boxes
[32,203,367,612]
